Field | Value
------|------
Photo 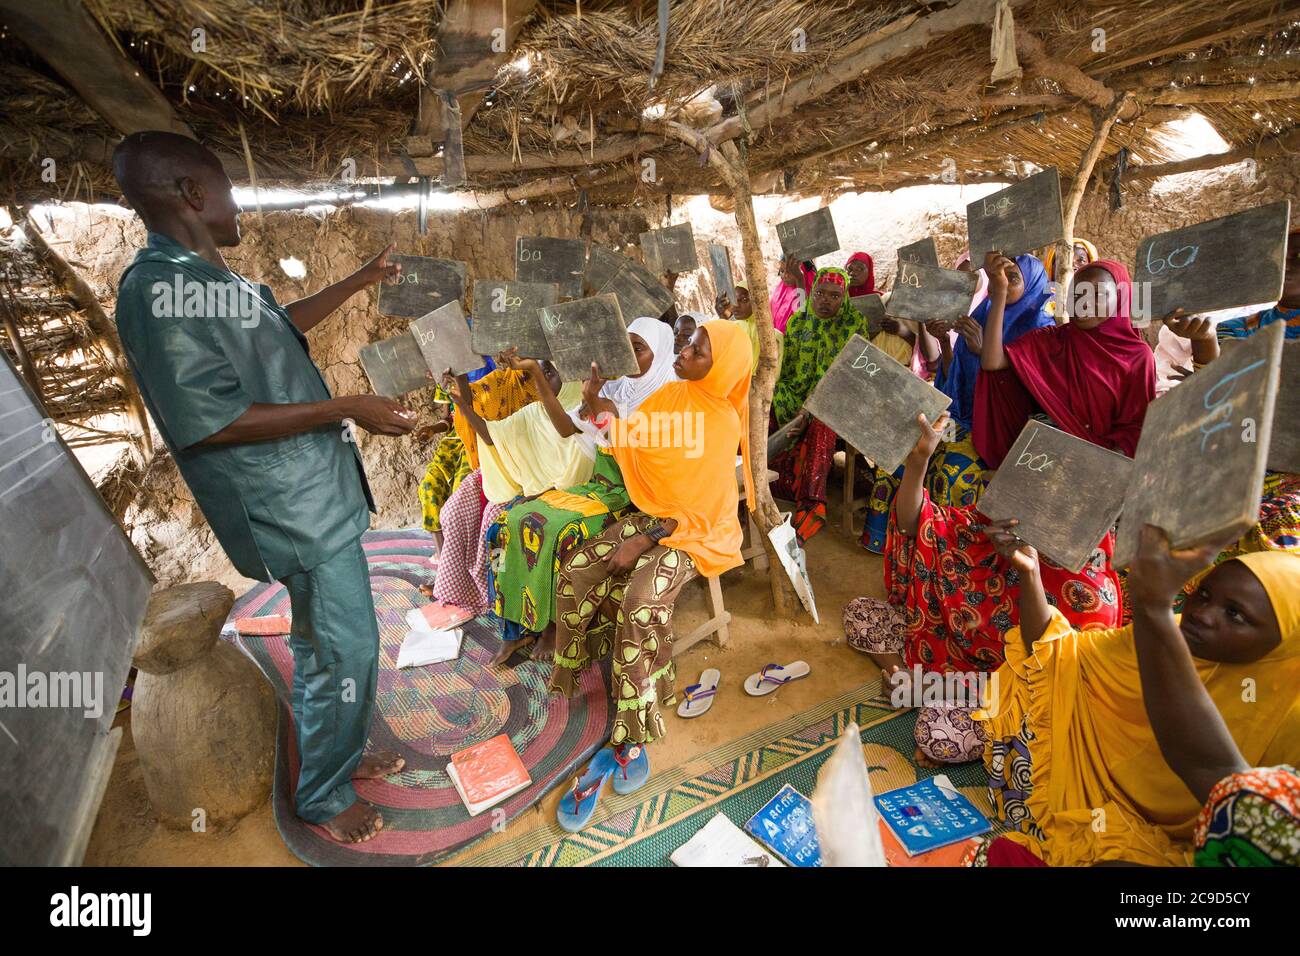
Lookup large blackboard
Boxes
[377,255,467,317]
[897,237,939,267]
[1131,201,1290,325]
[977,421,1132,572]
[887,261,979,323]
[359,330,434,397]
[708,242,735,305]
[516,236,587,299]
[967,167,1064,264]
[1221,337,1300,474]
[0,350,154,865]
[598,257,675,322]
[1114,322,1285,568]
[849,294,885,338]
[539,294,640,381]
[410,301,482,377]
[803,333,952,473]
[469,280,557,359]
[641,222,699,274]
[776,207,840,262]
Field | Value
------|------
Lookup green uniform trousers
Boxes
[281,538,380,823]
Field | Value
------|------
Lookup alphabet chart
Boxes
[515,236,587,299]
[1114,322,1284,568]
[803,333,952,473]
[377,254,467,317]
[469,280,558,358]
[978,421,1133,573]
[1131,201,1290,325]
[966,167,1064,264]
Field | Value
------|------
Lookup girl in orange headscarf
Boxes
[550,320,753,756]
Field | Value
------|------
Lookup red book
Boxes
[447,734,531,816]
[236,615,291,636]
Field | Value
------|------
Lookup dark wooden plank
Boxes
[1114,322,1285,567]
[776,207,840,262]
[966,167,1064,264]
[597,258,675,322]
[849,294,885,338]
[359,331,434,397]
[377,255,467,318]
[641,222,699,274]
[803,333,952,473]
[515,236,587,299]
[409,301,482,376]
[897,237,939,267]
[539,294,639,381]
[0,349,153,866]
[977,421,1133,572]
[887,260,979,323]
[1131,201,1290,325]
[1220,337,1300,474]
[708,243,736,305]
[468,280,557,359]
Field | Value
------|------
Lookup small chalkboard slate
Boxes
[469,280,557,359]
[887,261,979,324]
[539,294,639,382]
[978,421,1133,572]
[516,236,587,299]
[377,255,467,317]
[641,222,699,274]
[850,294,885,338]
[776,207,839,262]
[1131,201,1290,325]
[598,257,675,321]
[803,333,952,473]
[1221,338,1300,474]
[898,237,939,267]
[584,244,626,294]
[708,243,736,305]
[359,330,434,397]
[409,301,482,377]
[967,167,1064,264]
[1114,322,1285,568]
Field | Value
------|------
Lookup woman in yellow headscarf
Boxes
[974,518,1300,867]
[550,320,753,754]
[1041,237,1099,281]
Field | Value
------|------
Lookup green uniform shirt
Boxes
[115,232,374,581]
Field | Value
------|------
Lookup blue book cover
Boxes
[874,776,992,857]
[744,783,822,867]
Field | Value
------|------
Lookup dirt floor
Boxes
[84,475,885,867]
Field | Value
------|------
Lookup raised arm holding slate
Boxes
[1113,322,1285,568]
[516,236,587,299]
[803,333,952,473]
[966,167,1064,264]
[359,331,433,398]
[469,280,557,358]
[409,301,482,377]
[977,421,1133,573]
[641,222,698,275]
[887,260,978,324]
[538,293,640,381]
[776,206,840,262]
[897,237,939,267]
[1131,200,1290,326]
[377,255,467,317]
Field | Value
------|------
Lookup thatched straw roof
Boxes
[1,0,1298,206]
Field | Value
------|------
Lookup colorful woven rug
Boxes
[226,529,613,866]
[455,681,997,867]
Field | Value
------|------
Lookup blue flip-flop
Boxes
[557,747,617,832]
[611,743,650,795]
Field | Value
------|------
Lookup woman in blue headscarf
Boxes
[924,253,1053,506]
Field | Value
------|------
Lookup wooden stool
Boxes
[131,582,276,829]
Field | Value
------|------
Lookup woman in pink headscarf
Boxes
[768,254,814,334]
[973,255,1157,468]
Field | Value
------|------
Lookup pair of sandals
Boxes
[557,743,650,832]
[676,661,813,719]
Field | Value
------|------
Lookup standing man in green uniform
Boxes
[113,131,412,844]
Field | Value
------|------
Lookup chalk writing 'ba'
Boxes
[850,348,881,376]
[1199,359,1265,451]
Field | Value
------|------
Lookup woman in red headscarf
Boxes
[973,256,1157,468]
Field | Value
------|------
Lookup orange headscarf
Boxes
[611,320,754,577]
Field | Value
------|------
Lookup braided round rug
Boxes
[225,529,612,866]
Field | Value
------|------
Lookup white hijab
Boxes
[599,315,679,416]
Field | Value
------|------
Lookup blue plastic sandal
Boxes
[611,743,650,795]
[557,747,617,832]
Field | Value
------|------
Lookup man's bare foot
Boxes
[913,746,943,769]
[489,637,532,666]
[355,751,405,779]
[320,801,384,843]
[530,627,557,661]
